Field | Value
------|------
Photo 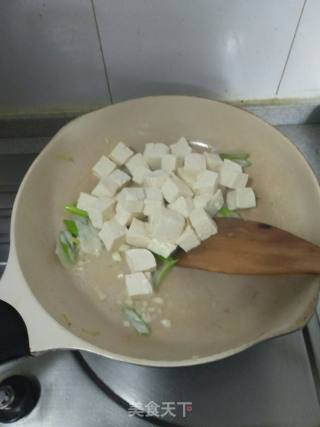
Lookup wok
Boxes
[1,96,319,367]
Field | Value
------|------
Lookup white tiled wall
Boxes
[277,0,320,98]
[1,0,320,113]
[94,0,303,102]
[0,0,110,113]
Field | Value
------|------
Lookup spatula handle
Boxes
[178,219,320,275]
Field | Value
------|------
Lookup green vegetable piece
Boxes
[217,207,241,219]
[220,152,250,160]
[56,230,78,265]
[152,256,178,290]
[220,153,252,168]
[123,306,151,335]
[63,219,78,237]
[64,204,89,218]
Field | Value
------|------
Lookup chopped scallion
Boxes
[123,306,151,335]
[63,219,78,237]
[64,204,89,218]
[152,255,177,290]
[217,207,241,218]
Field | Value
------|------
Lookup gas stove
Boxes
[0,117,320,426]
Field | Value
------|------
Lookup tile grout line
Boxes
[90,0,114,104]
[276,0,307,95]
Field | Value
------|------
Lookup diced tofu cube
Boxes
[222,159,242,172]
[150,207,185,243]
[109,142,134,166]
[115,203,133,226]
[116,188,144,215]
[193,189,224,217]
[101,169,131,196]
[98,219,126,251]
[147,239,177,258]
[168,196,194,218]
[161,154,177,173]
[144,199,164,216]
[170,137,192,165]
[144,170,169,188]
[92,156,116,179]
[126,218,151,247]
[125,272,153,296]
[144,143,169,169]
[125,249,156,273]
[143,188,164,215]
[189,208,218,240]
[219,167,248,189]
[204,152,223,171]
[161,174,193,203]
[144,187,163,201]
[176,225,200,252]
[194,170,219,195]
[184,153,206,171]
[144,272,152,281]
[177,167,198,189]
[91,181,112,198]
[88,197,115,229]
[77,192,97,211]
[117,187,145,202]
[132,166,151,185]
[126,153,149,175]
[226,188,256,210]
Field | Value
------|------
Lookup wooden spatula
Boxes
[177,218,320,275]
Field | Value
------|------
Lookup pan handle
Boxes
[1,248,100,358]
[0,300,30,363]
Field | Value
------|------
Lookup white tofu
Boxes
[144,272,152,281]
[219,167,248,189]
[109,142,134,166]
[77,192,97,211]
[194,170,219,195]
[144,170,169,188]
[176,225,200,252]
[189,208,218,241]
[115,203,133,226]
[184,153,206,171]
[177,167,198,189]
[87,197,115,229]
[161,154,177,173]
[143,199,164,216]
[91,181,112,198]
[125,249,156,273]
[126,218,151,247]
[92,155,116,180]
[117,187,145,202]
[143,188,164,216]
[204,152,223,171]
[147,239,177,258]
[101,169,131,196]
[144,187,163,201]
[126,153,149,175]
[98,219,126,251]
[222,159,242,172]
[132,166,151,185]
[168,196,194,218]
[125,272,153,296]
[226,188,256,210]
[161,174,193,203]
[150,207,185,243]
[116,188,144,215]
[144,143,169,169]
[170,137,192,165]
[193,189,224,217]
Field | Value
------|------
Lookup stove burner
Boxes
[0,375,40,423]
